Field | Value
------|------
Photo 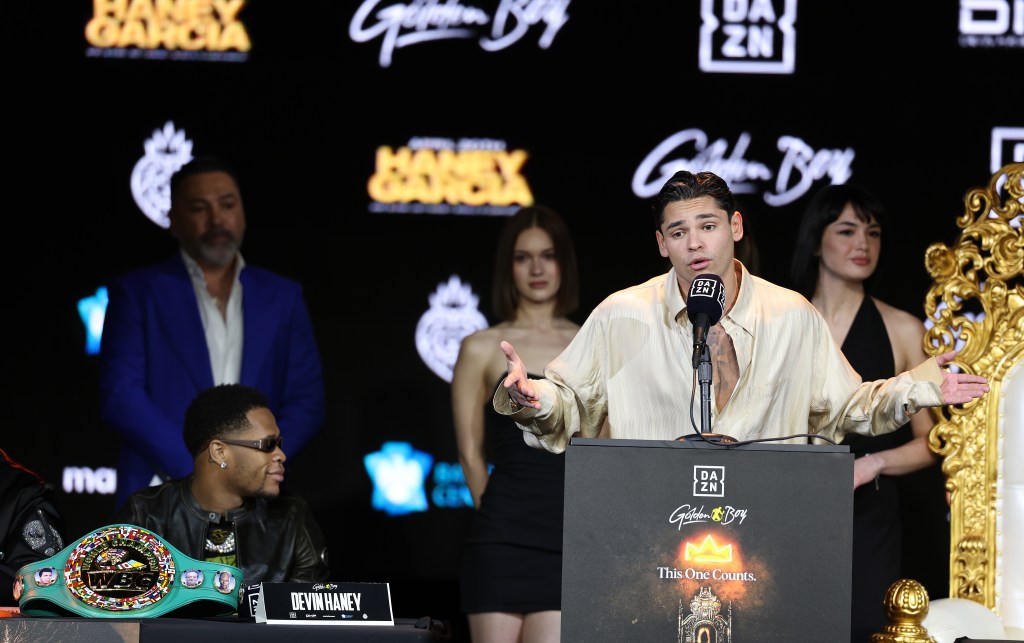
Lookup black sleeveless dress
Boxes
[459,374,565,613]
[841,297,912,642]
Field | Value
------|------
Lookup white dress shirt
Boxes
[181,249,244,385]
[494,261,943,452]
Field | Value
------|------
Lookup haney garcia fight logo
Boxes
[64,525,174,611]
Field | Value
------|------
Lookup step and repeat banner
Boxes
[6,0,1021,623]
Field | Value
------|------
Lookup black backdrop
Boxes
[6,1,1021,639]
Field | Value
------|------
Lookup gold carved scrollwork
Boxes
[922,162,1024,609]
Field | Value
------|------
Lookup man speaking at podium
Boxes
[494,170,988,451]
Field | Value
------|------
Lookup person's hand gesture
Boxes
[500,341,540,410]
[936,351,989,404]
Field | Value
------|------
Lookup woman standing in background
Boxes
[452,205,581,643]
[790,183,940,643]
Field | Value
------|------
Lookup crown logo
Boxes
[428,275,479,310]
[684,535,732,563]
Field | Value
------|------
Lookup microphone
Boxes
[676,273,736,444]
[687,274,726,366]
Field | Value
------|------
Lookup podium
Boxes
[562,437,853,643]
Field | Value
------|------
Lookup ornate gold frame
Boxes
[922,162,1024,609]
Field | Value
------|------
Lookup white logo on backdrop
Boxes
[63,466,117,495]
[991,127,1024,172]
[989,128,1024,229]
[699,0,797,73]
[959,0,1024,48]
[130,121,194,229]
[416,275,489,382]
[349,0,570,67]
[632,129,854,207]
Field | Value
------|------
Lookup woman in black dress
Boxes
[452,205,581,643]
[791,184,940,643]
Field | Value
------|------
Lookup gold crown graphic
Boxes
[684,535,732,563]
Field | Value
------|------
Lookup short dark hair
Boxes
[491,205,580,321]
[169,155,242,210]
[789,183,887,299]
[183,384,269,457]
[652,171,738,230]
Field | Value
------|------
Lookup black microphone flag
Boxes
[687,274,726,352]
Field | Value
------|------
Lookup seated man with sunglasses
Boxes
[115,384,329,584]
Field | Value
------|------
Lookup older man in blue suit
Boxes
[100,155,325,508]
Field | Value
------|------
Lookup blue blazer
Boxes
[99,255,325,507]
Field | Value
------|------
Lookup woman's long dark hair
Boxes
[491,206,580,321]
[790,183,887,299]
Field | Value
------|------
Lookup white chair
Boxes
[923,597,1009,643]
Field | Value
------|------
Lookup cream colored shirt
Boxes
[181,249,244,385]
[494,261,943,453]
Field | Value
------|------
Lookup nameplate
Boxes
[253,581,393,625]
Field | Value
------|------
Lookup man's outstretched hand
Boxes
[936,350,989,405]
[500,340,541,410]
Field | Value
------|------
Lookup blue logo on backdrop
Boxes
[77,287,109,355]
[431,462,476,508]
[364,442,481,514]
[364,442,435,516]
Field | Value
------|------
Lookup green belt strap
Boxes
[15,523,243,618]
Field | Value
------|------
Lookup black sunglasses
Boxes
[217,435,284,453]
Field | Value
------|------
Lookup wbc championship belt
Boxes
[14,524,243,618]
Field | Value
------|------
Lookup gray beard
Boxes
[200,242,239,267]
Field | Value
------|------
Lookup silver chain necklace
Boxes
[205,532,236,554]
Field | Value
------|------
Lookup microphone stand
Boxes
[677,338,737,444]
[697,343,713,434]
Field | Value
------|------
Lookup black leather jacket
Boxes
[1,457,65,606]
[114,477,329,584]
